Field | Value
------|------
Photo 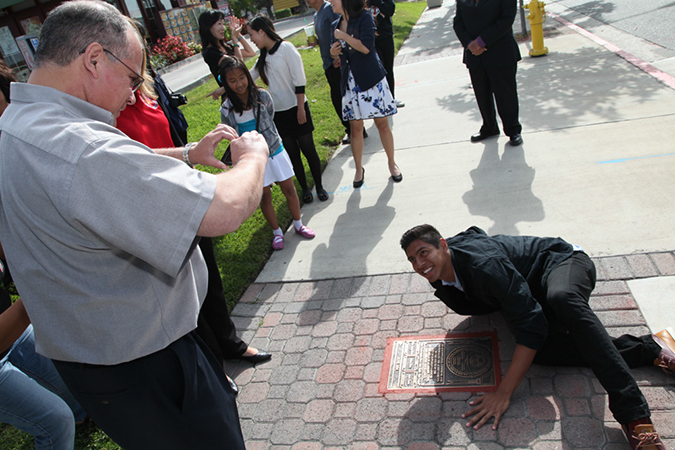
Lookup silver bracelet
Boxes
[183,142,197,167]
[237,35,245,42]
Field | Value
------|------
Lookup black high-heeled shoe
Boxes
[391,165,403,183]
[353,167,365,189]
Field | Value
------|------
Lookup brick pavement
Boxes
[226,252,675,449]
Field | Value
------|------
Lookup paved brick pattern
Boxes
[227,253,675,448]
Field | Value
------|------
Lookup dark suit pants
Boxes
[375,35,396,98]
[325,64,350,134]
[53,332,244,450]
[469,63,522,137]
[196,236,247,364]
[533,252,659,424]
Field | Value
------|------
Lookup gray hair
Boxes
[34,0,137,68]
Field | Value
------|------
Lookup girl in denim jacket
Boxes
[218,56,315,250]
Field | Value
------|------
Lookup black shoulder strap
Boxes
[255,102,261,132]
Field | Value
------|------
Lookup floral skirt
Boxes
[342,69,397,121]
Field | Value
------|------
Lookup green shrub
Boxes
[149,53,168,70]
[275,8,292,19]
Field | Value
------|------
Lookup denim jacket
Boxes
[219,89,282,156]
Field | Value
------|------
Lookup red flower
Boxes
[152,35,192,65]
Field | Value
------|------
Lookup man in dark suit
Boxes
[454,0,523,146]
[368,0,405,108]
[400,224,672,450]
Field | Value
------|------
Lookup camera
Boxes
[220,144,232,166]
[169,93,188,108]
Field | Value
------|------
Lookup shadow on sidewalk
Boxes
[463,140,544,236]
[309,182,395,284]
[437,44,666,132]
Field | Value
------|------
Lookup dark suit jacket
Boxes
[430,226,575,350]
[367,0,395,39]
[453,0,521,69]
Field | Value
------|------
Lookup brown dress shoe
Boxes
[653,327,675,374]
[622,419,665,450]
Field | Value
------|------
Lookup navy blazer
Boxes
[331,11,387,95]
[453,0,521,69]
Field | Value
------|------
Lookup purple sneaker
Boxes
[272,235,284,250]
[295,225,315,239]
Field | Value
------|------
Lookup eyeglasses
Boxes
[103,48,145,93]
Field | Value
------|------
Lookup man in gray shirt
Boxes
[0,2,268,448]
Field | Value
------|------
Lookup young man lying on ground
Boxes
[401,224,674,450]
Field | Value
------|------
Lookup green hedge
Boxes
[275,8,292,19]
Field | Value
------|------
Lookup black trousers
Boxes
[325,64,350,134]
[54,332,244,450]
[533,252,659,424]
[375,35,396,98]
[196,237,247,364]
[469,62,522,137]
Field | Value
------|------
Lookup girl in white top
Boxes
[247,16,329,204]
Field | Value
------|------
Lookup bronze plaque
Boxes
[379,332,501,394]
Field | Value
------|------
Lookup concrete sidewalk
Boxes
[257,3,675,283]
[215,0,675,447]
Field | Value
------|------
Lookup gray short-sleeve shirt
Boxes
[0,83,217,365]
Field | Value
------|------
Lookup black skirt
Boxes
[273,101,315,138]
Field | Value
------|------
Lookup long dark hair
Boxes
[249,15,282,86]
[217,56,261,114]
[198,10,226,52]
[342,0,366,20]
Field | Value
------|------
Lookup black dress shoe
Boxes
[470,130,499,143]
[509,134,523,146]
[302,188,313,204]
[363,129,368,138]
[353,167,365,189]
[342,134,351,145]
[240,351,272,365]
[317,187,329,201]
